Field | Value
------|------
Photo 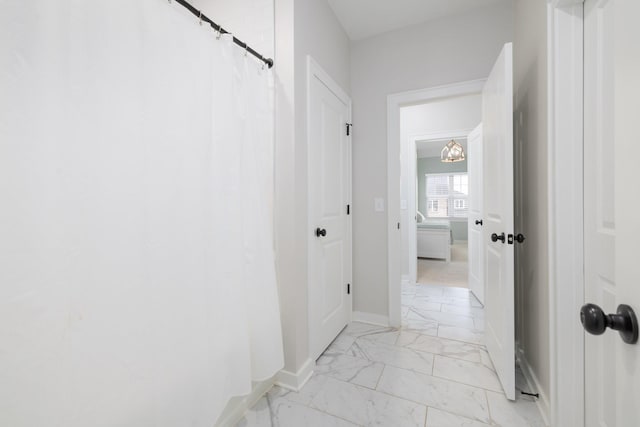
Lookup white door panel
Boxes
[467,124,484,304]
[584,2,616,423]
[309,60,352,361]
[482,43,515,400]
[613,0,640,421]
[584,1,640,425]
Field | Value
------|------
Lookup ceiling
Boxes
[417,138,467,159]
[327,0,511,40]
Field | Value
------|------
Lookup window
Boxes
[425,173,469,218]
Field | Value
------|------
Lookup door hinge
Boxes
[347,204,350,215]
[397,222,400,230]
[346,123,353,136]
[347,283,351,295]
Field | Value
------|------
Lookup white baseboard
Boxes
[214,377,275,427]
[516,345,550,427]
[275,358,314,392]
[352,311,390,327]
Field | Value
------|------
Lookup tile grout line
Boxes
[372,385,487,424]
[398,332,487,352]
[431,351,497,371]
[408,308,477,327]
[430,372,504,394]
[300,379,367,426]
[315,360,504,405]
[484,389,495,425]
[408,297,502,393]
[424,406,429,427]
[379,356,506,396]
[373,363,386,391]
[305,367,427,426]
[426,406,494,427]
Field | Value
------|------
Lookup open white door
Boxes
[583,1,640,425]
[467,124,484,304]
[482,43,515,400]
[308,58,352,361]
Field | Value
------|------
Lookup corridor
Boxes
[239,283,545,426]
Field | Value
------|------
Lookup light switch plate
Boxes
[374,198,385,212]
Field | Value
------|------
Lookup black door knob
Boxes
[580,303,638,344]
[475,220,483,226]
[515,233,526,243]
[316,228,327,237]
[491,232,505,243]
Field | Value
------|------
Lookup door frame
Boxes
[306,55,353,359]
[547,1,585,426]
[387,79,485,327]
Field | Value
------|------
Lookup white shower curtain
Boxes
[0,1,283,426]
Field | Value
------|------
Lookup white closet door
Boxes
[308,59,352,361]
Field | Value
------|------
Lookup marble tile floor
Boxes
[237,283,546,427]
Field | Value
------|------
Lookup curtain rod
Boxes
[172,0,274,69]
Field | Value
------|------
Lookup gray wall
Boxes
[514,0,550,416]
[417,157,468,241]
[350,2,514,317]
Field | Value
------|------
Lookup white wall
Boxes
[400,95,481,277]
[273,0,350,382]
[513,0,550,414]
[190,0,274,58]
[350,2,513,317]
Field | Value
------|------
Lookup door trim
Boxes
[387,80,485,327]
[306,55,353,358]
[546,1,585,426]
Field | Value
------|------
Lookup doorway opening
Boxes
[398,94,481,294]
[386,79,485,327]
[414,138,471,289]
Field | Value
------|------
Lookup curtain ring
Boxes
[244,46,248,57]
[199,11,203,26]
[216,27,222,39]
